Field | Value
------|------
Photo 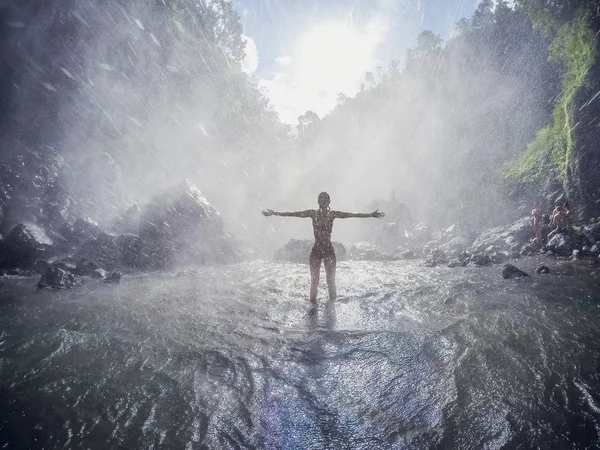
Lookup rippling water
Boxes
[1,257,600,449]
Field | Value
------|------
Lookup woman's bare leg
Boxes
[309,255,321,302]
[324,255,337,300]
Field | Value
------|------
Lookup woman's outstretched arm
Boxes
[262,209,315,218]
[333,209,385,219]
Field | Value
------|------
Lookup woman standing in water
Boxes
[263,192,384,302]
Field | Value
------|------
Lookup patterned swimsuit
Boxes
[310,212,335,260]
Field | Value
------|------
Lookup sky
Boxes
[233,0,481,124]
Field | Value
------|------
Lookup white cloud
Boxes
[258,17,389,124]
[241,34,258,74]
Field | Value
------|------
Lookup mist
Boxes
[0,0,560,256]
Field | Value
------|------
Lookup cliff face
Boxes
[571,39,600,221]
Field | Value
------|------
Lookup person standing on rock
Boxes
[262,192,384,302]
[531,201,544,245]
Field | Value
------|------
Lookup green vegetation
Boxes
[504,9,596,186]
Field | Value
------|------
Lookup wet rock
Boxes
[590,242,600,254]
[502,264,529,279]
[112,204,143,233]
[105,271,122,284]
[520,242,539,256]
[582,221,600,243]
[439,237,472,258]
[136,180,239,268]
[0,223,55,269]
[91,268,107,279]
[349,242,396,261]
[76,232,120,269]
[117,233,146,268]
[572,249,581,259]
[441,223,478,243]
[275,239,347,263]
[470,217,533,254]
[447,258,467,268]
[398,249,415,259]
[38,266,83,289]
[74,258,100,276]
[469,253,492,267]
[412,223,432,244]
[489,252,509,264]
[545,232,586,257]
[425,249,448,267]
[70,217,102,244]
[536,265,550,274]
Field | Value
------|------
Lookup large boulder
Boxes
[135,180,239,268]
[274,239,346,263]
[469,217,533,254]
[0,223,55,269]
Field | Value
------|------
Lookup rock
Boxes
[117,233,146,268]
[38,266,83,289]
[536,265,550,274]
[275,239,347,263]
[76,232,120,269]
[572,249,581,259]
[470,217,533,254]
[590,242,600,254]
[502,264,529,279]
[447,258,467,268]
[489,252,508,264]
[105,271,122,284]
[136,180,239,268]
[74,258,100,276]
[520,242,539,256]
[425,249,448,267]
[0,223,55,269]
[348,242,396,261]
[582,221,600,243]
[439,237,472,258]
[469,253,492,266]
[91,268,107,279]
[412,223,432,244]
[70,217,102,244]
[441,223,478,243]
[398,249,415,259]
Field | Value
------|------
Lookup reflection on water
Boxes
[1,257,600,448]
[306,297,337,330]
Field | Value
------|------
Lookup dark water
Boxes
[1,258,600,449]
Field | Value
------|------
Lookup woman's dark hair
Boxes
[318,192,330,208]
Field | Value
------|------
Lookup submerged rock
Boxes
[38,266,83,289]
[502,264,529,279]
[274,239,346,263]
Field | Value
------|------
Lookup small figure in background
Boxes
[548,201,572,237]
[531,201,544,245]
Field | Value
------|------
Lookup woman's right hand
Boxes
[262,209,275,217]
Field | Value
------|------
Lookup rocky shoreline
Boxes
[1,180,599,290]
